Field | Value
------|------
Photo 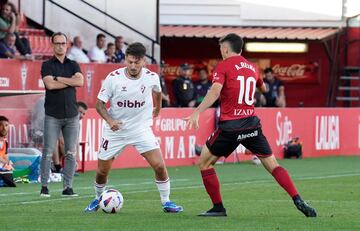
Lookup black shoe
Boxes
[40,186,50,197]
[62,187,78,197]
[294,199,317,217]
[198,207,227,217]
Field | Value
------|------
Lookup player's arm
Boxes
[96,99,122,132]
[258,82,267,93]
[186,83,222,130]
[57,72,84,87]
[152,90,162,117]
[42,75,68,90]
[277,85,286,107]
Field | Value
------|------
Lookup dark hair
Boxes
[264,67,274,74]
[96,33,106,40]
[0,115,9,122]
[77,101,88,110]
[125,42,146,58]
[107,42,115,48]
[51,32,67,43]
[219,33,243,53]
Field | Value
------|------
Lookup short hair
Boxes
[115,36,123,40]
[125,42,146,58]
[5,32,15,38]
[264,67,274,74]
[0,115,9,122]
[219,33,243,53]
[77,101,88,110]
[96,33,106,41]
[51,32,67,43]
[107,42,115,48]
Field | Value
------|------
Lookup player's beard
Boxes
[126,68,141,78]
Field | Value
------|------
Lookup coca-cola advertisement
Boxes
[270,59,320,84]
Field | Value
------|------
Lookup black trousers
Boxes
[0,173,16,187]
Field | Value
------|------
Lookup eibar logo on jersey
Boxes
[141,84,146,93]
[237,130,258,141]
[117,100,145,108]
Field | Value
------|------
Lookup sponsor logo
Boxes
[117,100,145,108]
[0,77,10,87]
[315,115,339,150]
[86,68,94,95]
[237,130,258,141]
[121,86,127,92]
[276,111,293,146]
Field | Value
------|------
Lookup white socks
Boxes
[94,181,106,199]
[155,178,170,204]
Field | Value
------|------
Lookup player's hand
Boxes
[185,111,200,130]
[153,108,160,118]
[108,119,122,132]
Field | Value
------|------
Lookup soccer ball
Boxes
[99,189,124,213]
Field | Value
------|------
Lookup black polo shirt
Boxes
[41,56,81,119]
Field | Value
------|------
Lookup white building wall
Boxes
[160,0,354,27]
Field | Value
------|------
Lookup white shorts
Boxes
[98,127,160,160]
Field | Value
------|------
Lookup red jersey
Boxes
[212,55,263,121]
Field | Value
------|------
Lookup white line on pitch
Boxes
[1,172,359,206]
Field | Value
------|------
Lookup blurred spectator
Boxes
[105,42,118,63]
[67,36,90,63]
[263,67,286,107]
[194,68,218,107]
[254,89,266,107]
[0,3,31,55]
[88,33,106,63]
[0,32,32,59]
[114,36,125,63]
[172,63,196,107]
[30,95,45,150]
[0,115,16,187]
[159,61,170,107]
[52,101,88,173]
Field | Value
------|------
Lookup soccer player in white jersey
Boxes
[85,42,183,213]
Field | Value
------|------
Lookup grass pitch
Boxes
[0,156,359,231]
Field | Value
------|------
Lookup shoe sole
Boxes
[61,194,79,197]
[198,213,227,217]
[40,194,51,198]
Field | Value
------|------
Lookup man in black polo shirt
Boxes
[40,32,84,197]
[172,63,196,107]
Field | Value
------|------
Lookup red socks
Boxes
[201,168,222,204]
[272,166,299,198]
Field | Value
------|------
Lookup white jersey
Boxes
[97,67,161,136]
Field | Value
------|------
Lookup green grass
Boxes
[1,156,360,231]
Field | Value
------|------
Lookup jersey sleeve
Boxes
[212,62,225,85]
[97,74,113,103]
[152,73,162,93]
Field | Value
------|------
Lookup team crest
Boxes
[141,85,146,93]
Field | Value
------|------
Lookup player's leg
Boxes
[40,115,61,197]
[85,128,124,212]
[198,129,238,217]
[142,148,183,213]
[243,129,317,217]
[197,145,227,216]
[134,128,182,213]
[62,115,79,196]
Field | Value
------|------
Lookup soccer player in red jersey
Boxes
[186,33,317,217]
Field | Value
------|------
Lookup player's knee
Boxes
[197,160,210,170]
[152,162,166,175]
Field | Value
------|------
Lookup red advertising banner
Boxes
[1,106,359,171]
[0,59,159,107]
[270,59,320,84]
